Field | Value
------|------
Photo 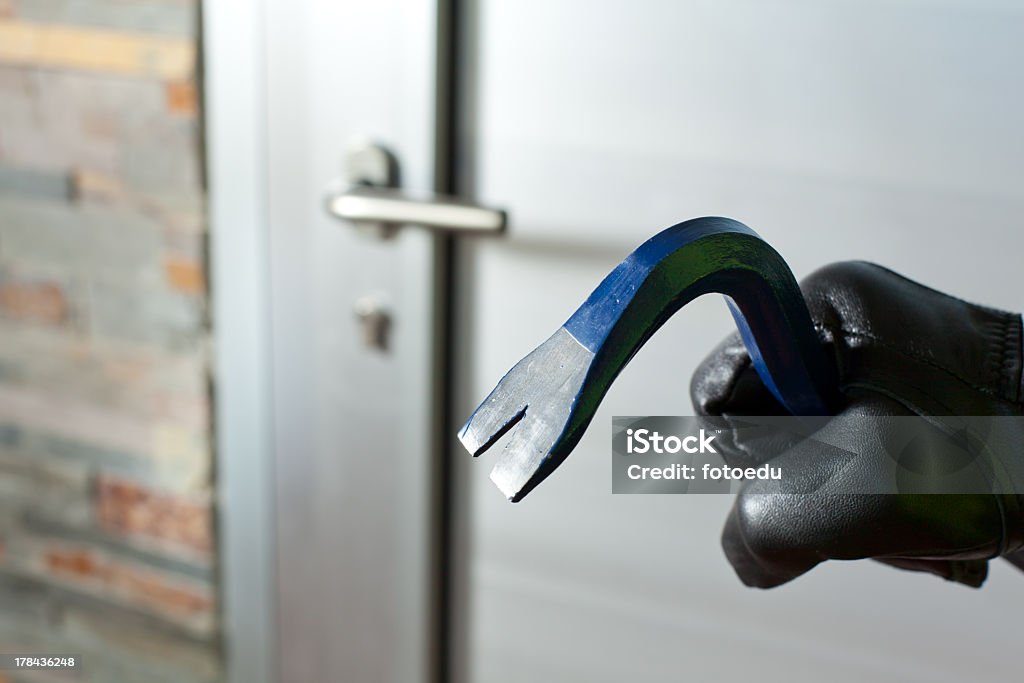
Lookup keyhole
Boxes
[354,296,392,351]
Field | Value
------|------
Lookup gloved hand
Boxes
[690,261,1024,588]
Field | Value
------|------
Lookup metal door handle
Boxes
[326,143,506,237]
[328,186,506,235]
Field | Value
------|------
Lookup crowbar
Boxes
[459,217,839,501]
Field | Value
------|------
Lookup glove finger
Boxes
[723,491,999,589]
[874,557,988,588]
[720,396,1005,589]
[691,333,800,468]
[721,500,819,588]
[690,333,786,417]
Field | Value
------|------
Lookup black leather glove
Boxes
[690,261,1024,588]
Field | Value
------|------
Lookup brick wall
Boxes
[0,2,219,681]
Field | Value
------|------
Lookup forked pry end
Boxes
[490,469,525,502]
[457,404,527,457]
[458,327,595,501]
[489,460,540,502]
[488,436,567,503]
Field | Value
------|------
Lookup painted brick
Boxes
[0,0,216,671]
[0,385,211,493]
[165,81,197,117]
[0,163,72,200]
[0,604,221,683]
[43,547,214,632]
[86,279,204,351]
[33,69,169,134]
[0,199,86,266]
[3,64,175,172]
[20,70,179,175]
[60,605,222,682]
[0,453,92,529]
[71,167,122,199]
[1,76,200,189]
[0,533,215,630]
[118,132,202,202]
[0,20,195,80]
[72,169,206,232]
[0,121,119,173]
[149,424,211,492]
[0,320,210,429]
[0,197,164,283]
[5,334,206,427]
[0,426,19,448]
[0,271,68,325]
[0,573,55,630]
[163,257,203,294]
[5,427,153,489]
[0,567,218,670]
[30,55,166,102]
[18,512,214,578]
[0,66,34,128]
[0,65,29,90]
[163,227,207,261]
[0,67,167,172]
[96,476,211,554]
[15,0,198,39]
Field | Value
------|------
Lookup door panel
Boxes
[264,1,439,681]
[456,1,1024,681]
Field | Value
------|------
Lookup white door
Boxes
[211,1,1024,681]
[453,2,1024,682]
[209,1,450,681]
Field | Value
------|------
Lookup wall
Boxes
[0,1,219,681]
[460,1,1024,682]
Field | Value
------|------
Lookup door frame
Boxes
[205,0,466,681]
[204,0,277,682]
